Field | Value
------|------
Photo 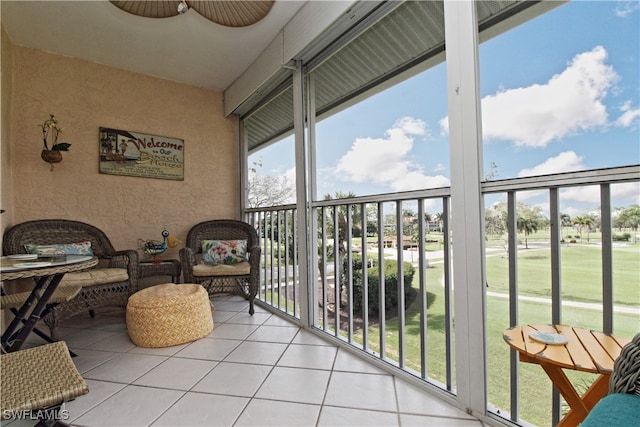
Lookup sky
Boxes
[249,1,640,218]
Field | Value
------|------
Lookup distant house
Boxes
[383,235,413,248]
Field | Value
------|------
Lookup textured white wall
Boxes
[3,43,238,260]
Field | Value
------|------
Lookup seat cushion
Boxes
[1,286,82,310]
[193,260,250,277]
[580,393,640,426]
[24,241,93,256]
[59,268,128,287]
[201,239,247,265]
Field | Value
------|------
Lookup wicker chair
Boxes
[1,341,89,426]
[580,333,640,426]
[180,219,260,315]
[609,332,640,396]
[2,219,139,340]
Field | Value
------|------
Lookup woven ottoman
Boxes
[126,283,213,348]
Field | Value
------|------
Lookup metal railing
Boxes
[245,165,640,426]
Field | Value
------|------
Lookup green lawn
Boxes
[356,243,639,426]
[260,242,639,426]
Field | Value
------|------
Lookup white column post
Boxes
[293,60,312,327]
[443,0,487,416]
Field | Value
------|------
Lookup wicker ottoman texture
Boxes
[126,283,213,348]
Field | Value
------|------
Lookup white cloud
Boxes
[561,182,640,205]
[517,152,639,206]
[440,46,621,148]
[615,101,640,127]
[518,151,585,177]
[434,163,446,172]
[615,1,640,18]
[335,117,450,192]
[283,167,296,185]
[484,46,617,147]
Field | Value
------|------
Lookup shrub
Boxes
[613,233,631,242]
[352,259,415,316]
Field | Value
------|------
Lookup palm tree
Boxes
[572,215,595,242]
[517,216,539,249]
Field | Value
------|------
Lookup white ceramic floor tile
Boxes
[83,353,167,383]
[61,328,119,349]
[47,325,78,338]
[209,323,260,340]
[333,348,388,374]
[277,343,337,370]
[400,413,485,426]
[214,300,250,312]
[127,342,189,356]
[247,325,299,343]
[324,371,397,412]
[234,399,321,427]
[226,311,272,325]
[255,366,331,405]
[152,392,249,426]
[192,361,272,397]
[60,312,124,330]
[211,310,239,324]
[70,348,121,374]
[72,385,183,427]
[291,329,334,346]
[395,379,476,419]
[262,315,297,327]
[318,405,400,426]
[66,379,126,422]
[175,337,241,361]
[90,318,128,333]
[1,417,35,426]
[23,297,484,427]
[85,332,136,352]
[224,340,288,365]
[133,357,217,390]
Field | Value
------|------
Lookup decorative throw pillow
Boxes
[24,241,94,256]
[202,240,247,265]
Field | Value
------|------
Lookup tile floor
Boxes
[4,294,488,427]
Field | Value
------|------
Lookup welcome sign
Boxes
[99,127,184,181]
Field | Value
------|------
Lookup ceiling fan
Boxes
[110,1,275,27]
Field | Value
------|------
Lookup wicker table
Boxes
[503,324,631,426]
[1,255,98,353]
[139,259,181,284]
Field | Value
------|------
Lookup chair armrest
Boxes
[179,247,197,283]
[248,245,261,283]
[107,249,139,293]
[248,245,261,264]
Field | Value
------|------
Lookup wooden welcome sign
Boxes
[99,127,184,181]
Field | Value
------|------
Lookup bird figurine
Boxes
[138,230,181,263]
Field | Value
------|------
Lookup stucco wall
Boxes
[1,27,14,239]
[3,43,238,260]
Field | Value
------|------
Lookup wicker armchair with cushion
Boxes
[580,332,640,426]
[180,219,260,315]
[2,219,139,340]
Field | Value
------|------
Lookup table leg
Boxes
[557,374,609,427]
[1,274,64,352]
[539,363,589,426]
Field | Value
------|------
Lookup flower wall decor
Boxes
[39,114,71,169]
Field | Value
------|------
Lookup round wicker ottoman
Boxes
[126,283,213,348]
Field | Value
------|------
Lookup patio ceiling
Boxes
[0,0,306,91]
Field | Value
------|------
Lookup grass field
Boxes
[329,241,637,425]
[374,242,639,426]
[261,239,639,426]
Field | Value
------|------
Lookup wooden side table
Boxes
[503,324,631,426]
[139,259,181,284]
